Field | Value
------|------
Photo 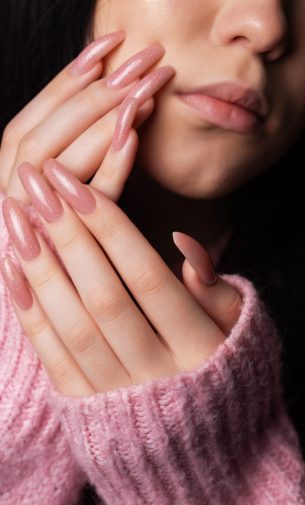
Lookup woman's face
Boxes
[94,0,305,198]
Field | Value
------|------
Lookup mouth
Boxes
[176,81,269,134]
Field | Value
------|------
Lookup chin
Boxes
[135,127,248,200]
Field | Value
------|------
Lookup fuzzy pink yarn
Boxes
[1,188,305,504]
[0,189,86,504]
[48,273,305,504]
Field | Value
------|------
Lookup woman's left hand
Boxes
[1,158,242,397]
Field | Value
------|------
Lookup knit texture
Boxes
[1,188,305,504]
[0,189,87,504]
[48,276,305,505]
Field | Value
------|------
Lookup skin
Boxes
[1,0,305,396]
[96,0,305,193]
[94,0,305,264]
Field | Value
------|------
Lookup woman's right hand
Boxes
[0,30,174,204]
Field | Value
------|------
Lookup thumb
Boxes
[172,231,243,336]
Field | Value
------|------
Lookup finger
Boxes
[2,197,131,392]
[89,98,154,201]
[133,97,155,129]
[0,254,95,397]
[16,165,177,383]
[55,97,154,196]
[172,232,243,336]
[34,64,164,187]
[7,43,167,203]
[42,162,226,371]
[0,31,126,190]
[6,78,138,202]
[89,128,139,201]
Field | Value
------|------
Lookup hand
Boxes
[0,30,173,203]
[0,160,242,397]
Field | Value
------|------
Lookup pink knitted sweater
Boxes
[1,187,305,505]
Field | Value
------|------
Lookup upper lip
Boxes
[177,82,269,120]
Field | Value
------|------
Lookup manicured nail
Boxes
[69,30,126,77]
[0,255,33,310]
[43,159,96,214]
[111,97,139,152]
[172,231,218,286]
[106,43,165,89]
[18,162,64,223]
[126,66,175,104]
[2,197,41,261]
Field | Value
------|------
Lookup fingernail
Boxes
[43,159,96,214]
[111,97,139,152]
[126,66,175,104]
[2,197,41,261]
[106,43,165,89]
[18,162,64,222]
[69,30,126,77]
[0,255,33,310]
[172,231,218,286]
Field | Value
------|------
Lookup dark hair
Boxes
[0,0,97,134]
[1,2,305,501]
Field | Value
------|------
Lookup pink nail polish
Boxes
[18,162,64,222]
[2,198,41,261]
[106,43,165,89]
[69,31,126,77]
[0,255,33,310]
[43,159,96,214]
[111,98,139,152]
[172,231,218,286]
[126,66,175,105]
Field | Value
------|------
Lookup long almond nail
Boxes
[2,198,41,261]
[126,66,175,104]
[0,255,33,310]
[43,159,96,214]
[106,43,165,89]
[18,162,64,223]
[111,98,139,152]
[172,231,218,286]
[69,31,126,77]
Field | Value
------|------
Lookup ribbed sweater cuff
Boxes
[48,274,305,505]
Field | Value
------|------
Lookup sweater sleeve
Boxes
[47,271,305,505]
[0,189,87,505]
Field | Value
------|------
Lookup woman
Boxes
[1,1,305,503]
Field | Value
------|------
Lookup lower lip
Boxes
[177,92,262,133]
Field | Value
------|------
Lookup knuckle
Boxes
[133,262,168,296]
[87,284,127,323]
[99,214,121,240]
[51,359,77,388]
[27,316,49,339]
[2,121,20,145]
[78,81,101,110]
[18,130,41,158]
[68,321,96,354]
[32,267,54,290]
[56,226,78,252]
